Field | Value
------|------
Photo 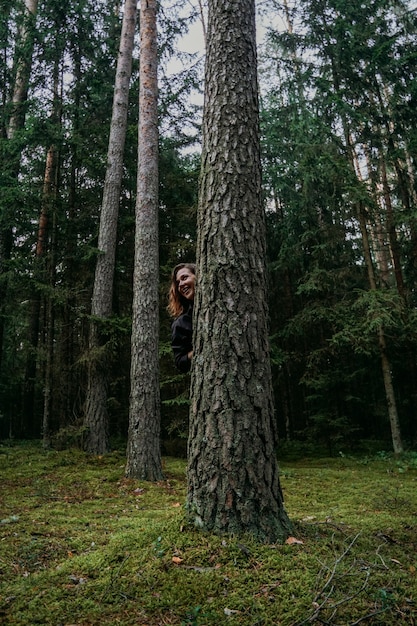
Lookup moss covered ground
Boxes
[0,442,416,625]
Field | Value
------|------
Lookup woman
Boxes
[167,263,196,373]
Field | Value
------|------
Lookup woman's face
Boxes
[176,267,195,302]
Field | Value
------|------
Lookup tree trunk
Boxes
[42,205,58,450]
[12,0,41,436]
[187,0,292,542]
[84,0,137,454]
[125,0,163,481]
[357,203,404,455]
[23,143,59,438]
[22,41,62,438]
[7,0,39,139]
[339,83,404,456]
[379,151,406,299]
[0,0,38,374]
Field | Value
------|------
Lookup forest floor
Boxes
[0,442,416,625]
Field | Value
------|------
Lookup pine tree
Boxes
[126,0,163,480]
[84,0,138,455]
[187,0,292,542]
[0,0,39,377]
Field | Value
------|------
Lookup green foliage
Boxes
[0,0,201,443]
[260,0,417,448]
[1,0,417,454]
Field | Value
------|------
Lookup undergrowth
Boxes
[0,443,416,625]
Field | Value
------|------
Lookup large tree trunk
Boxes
[125,0,163,481]
[83,0,137,454]
[187,0,292,542]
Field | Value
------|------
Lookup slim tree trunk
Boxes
[357,203,404,454]
[40,66,61,447]
[126,0,163,481]
[340,91,404,456]
[10,0,40,436]
[42,206,58,450]
[359,143,391,287]
[24,134,60,438]
[0,0,38,374]
[83,0,137,454]
[378,151,406,299]
[187,0,292,542]
[57,42,82,432]
[21,36,62,438]
[7,0,39,139]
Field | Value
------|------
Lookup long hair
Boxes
[167,262,196,318]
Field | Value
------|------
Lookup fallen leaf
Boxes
[391,558,402,565]
[172,556,183,565]
[285,536,304,545]
[172,502,181,507]
[224,608,240,616]
[133,488,144,495]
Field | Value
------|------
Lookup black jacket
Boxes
[171,306,193,373]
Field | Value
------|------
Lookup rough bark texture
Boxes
[187,0,292,542]
[125,0,163,480]
[84,0,137,454]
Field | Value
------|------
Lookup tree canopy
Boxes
[0,0,416,457]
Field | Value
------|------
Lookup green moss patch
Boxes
[1,444,416,624]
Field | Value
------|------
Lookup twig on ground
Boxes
[293,533,372,626]
[349,608,390,625]
[313,533,361,602]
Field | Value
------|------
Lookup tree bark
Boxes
[84,0,138,454]
[125,0,163,480]
[187,0,292,542]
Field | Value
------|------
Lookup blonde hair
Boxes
[167,263,196,318]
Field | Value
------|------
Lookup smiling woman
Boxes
[167,263,196,373]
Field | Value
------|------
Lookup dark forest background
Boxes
[1,0,417,456]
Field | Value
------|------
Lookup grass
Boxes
[0,442,416,625]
